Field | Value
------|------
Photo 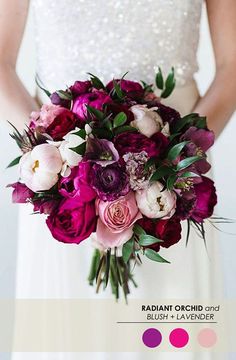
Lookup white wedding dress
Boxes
[12,0,223,359]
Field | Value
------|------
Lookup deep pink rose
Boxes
[46,109,79,141]
[151,132,170,155]
[106,79,144,100]
[46,198,97,244]
[95,192,142,249]
[59,162,96,202]
[191,176,217,223]
[72,90,112,120]
[114,131,161,158]
[7,182,34,203]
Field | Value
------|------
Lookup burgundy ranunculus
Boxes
[91,163,130,201]
[59,162,96,202]
[46,198,97,244]
[69,80,92,97]
[46,109,79,141]
[106,79,144,100]
[181,126,215,174]
[191,176,217,223]
[151,132,170,156]
[147,103,181,129]
[114,131,161,158]
[72,90,112,120]
[33,198,60,215]
[7,182,34,203]
[175,189,197,220]
[137,216,182,252]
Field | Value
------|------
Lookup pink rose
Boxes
[72,90,112,121]
[30,104,65,129]
[95,192,142,249]
[46,198,97,244]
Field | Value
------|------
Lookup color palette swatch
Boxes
[142,327,217,349]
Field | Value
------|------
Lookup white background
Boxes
[0,3,235,358]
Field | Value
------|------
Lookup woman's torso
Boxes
[32,0,203,94]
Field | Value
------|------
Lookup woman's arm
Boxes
[0,0,39,131]
[194,0,236,138]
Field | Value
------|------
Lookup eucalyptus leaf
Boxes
[133,224,146,236]
[150,166,175,181]
[176,156,202,171]
[161,67,176,98]
[172,113,198,133]
[144,248,170,263]
[87,73,105,90]
[113,112,127,128]
[86,105,104,120]
[113,80,124,99]
[114,125,137,135]
[56,90,72,100]
[139,234,163,246]
[166,174,177,190]
[122,239,134,263]
[181,171,200,178]
[6,155,22,169]
[71,129,86,139]
[69,141,86,155]
[167,141,189,161]
[155,67,164,90]
[195,116,207,129]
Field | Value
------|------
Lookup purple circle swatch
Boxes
[169,328,189,348]
[142,328,162,348]
[198,328,217,348]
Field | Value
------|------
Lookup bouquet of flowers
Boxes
[7,69,217,300]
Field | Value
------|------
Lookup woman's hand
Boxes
[0,0,39,132]
[193,0,236,139]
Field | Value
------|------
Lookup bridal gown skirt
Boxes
[12,80,223,359]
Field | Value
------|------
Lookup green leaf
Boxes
[161,67,176,98]
[144,248,170,263]
[86,105,104,120]
[169,132,181,142]
[150,166,175,181]
[166,174,177,190]
[69,141,86,155]
[167,141,189,161]
[139,234,163,246]
[176,156,202,171]
[71,129,86,139]
[6,155,22,169]
[113,80,125,100]
[133,224,146,236]
[113,112,127,128]
[155,67,164,90]
[35,75,51,97]
[92,127,113,140]
[114,125,137,135]
[195,116,207,129]
[181,171,200,178]
[172,113,199,133]
[87,73,105,90]
[122,239,134,263]
[144,157,158,171]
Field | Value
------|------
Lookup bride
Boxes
[0,0,236,359]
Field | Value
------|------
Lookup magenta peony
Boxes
[191,176,217,223]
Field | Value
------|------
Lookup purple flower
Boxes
[176,189,197,220]
[181,126,215,174]
[50,92,71,108]
[91,163,130,201]
[72,90,112,121]
[84,138,119,166]
[7,182,34,203]
[59,162,96,202]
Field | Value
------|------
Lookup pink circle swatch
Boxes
[198,328,217,348]
[169,328,189,348]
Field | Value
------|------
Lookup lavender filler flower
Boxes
[123,151,154,190]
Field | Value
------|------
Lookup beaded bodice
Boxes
[32,0,202,90]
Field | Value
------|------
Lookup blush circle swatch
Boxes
[169,328,189,348]
[142,328,162,348]
[198,328,217,348]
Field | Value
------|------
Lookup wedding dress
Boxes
[12,0,223,359]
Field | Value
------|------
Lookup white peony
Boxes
[130,104,164,137]
[19,143,63,192]
[135,181,176,219]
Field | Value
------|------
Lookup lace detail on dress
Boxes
[32,0,202,90]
